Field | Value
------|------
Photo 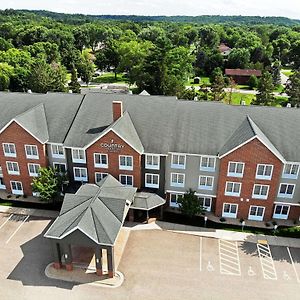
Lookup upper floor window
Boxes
[28,163,40,177]
[256,164,273,180]
[225,181,242,197]
[119,174,133,187]
[145,154,160,170]
[145,173,159,189]
[199,176,214,190]
[25,145,39,160]
[95,172,108,183]
[3,143,16,157]
[228,162,244,178]
[94,153,108,168]
[170,173,185,188]
[119,155,133,171]
[200,156,216,172]
[72,148,86,164]
[51,144,64,159]
[73,167,88,182]
[278,183,295,199]
[282,163,300,180]
[53,163,67,174]
[252,184,269,200]
[6,161,20,175]
[171,154,186,169]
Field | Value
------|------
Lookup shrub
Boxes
[220,217,226,222]
[7,194,11,199]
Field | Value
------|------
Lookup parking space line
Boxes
[257,243,277,280]
[199,237,202,271]
[219,240,241,276]
[0,214,13,230]
[287,247,300,283]
[5,215,29,244]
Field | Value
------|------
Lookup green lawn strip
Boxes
[186,76,211,86]
[225,92,255,105]
[92,72,128,84]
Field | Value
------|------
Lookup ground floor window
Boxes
[53,163,67,173]
[95,172,108,183]
[273,204,290,220]
[10,181,23,195]
[222,203,238,219]
[0,177,5,189]
[145,173,159,189]
[169,193,181,208]
[248,205,265,221]
[73,167,88,182]
[119,174,133,187]
[198,197,212,212]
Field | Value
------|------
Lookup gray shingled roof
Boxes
[44,175,137,246]
[131,192,166,210]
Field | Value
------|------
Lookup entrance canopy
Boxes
[131,192,166,211]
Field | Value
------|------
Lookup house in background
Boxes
[219,43,232,56]
[225,69,262,85]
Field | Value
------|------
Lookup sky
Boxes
[1,0,300,19]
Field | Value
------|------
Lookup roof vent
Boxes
[286,103,292,108]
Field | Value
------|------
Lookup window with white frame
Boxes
[198,196,212,211]
[222,203,238,218]
[6,161,19,175]
[282,163,300,179]
[119,155,133,171]
[169,193,181,208]
[252,184,269,200]
[94,153,108,168]
[278,183,295,199]
[28,163,40,177]
[73,167,88,182]
[119,174,133,186]
[199,176,214,190]
[51,144,64,158]
[3,143,16,157]
[53,163,67,173]
[171,154,186,169]
[273,204,290,220]
[72,149,86,163]
[95,172,108,183]
[256,164,273,180]
[145,154,160,170]
[10,181,23,195]
[248,206,265,221]
[25,145,39,159]
[227,162,244,178]
[145,173,159,189]
[225,181,242,197]
[0,166,3,177]
[200,156,216,171]
[0,178,5,189]
[170,173,185,187]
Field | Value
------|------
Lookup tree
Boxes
[0,62,13,91]
[285,70,300,107]
[248,75,259,90]
[77,49,95,85]
[211,68,226,101]
[32,167,67,203]
[177,189,205,218]
[68,66,81,93]
[271,60,281,86]
[226,77,237,104]
[252,71,275,106]
[227,48,250,69]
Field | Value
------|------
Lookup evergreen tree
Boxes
[69,66,81,93]
[271,60,282,86]
[177,189,205,218]
[211,68,226,101]
[252,71,275,106]
[77,49,95,85]
[285,70,300,107]
[248,75,259,90]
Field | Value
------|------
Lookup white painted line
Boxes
[0,214,13,230]
[5,215,29,244]
[199,237,202,271]
[219,240,241,276]
[257,243,277,280]
[287,247,300,283]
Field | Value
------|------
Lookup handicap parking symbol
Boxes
[207,261,214,272]
[283,271,290,281]
[248,266,256,277]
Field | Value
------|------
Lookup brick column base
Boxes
[129,209,134,222]
[96,269,103,276]
[66,263,73,271]
[52,262,61,269]
[108,271,114,278]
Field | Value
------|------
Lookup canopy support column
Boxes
[107,246,115,278]
[95,247,103,276]
[64,244,73,271]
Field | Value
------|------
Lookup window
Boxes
[72,148,86,163]
[252,184,269,200]
[25,145,39,159]
[170,173,185,188]
[200,156,216,171]
[283,163,300,179]
[248,206,265,221]
[119,155,133,171]
[222,203,238,218]
[256,164,273,180]
[198,197,212,212]
[10,181,23,195]
[6,161,20,175]
[170,193,181,208]
[171,154,186,169]
[145,173,159,189]
[53,163,67,173]
[273,205,290,220]
[227,162,244,178]
[0,178,5,189]
[73,167,88,182]
[28,163,40,177]
[199,176,214,190]
[94,153,108,168]
[278,183,295,199]
[0,166,3,177]
[145,154,160,170]
[51,144,64,158]
[119,174,133,186]
[95,172,108,183]
[3,143,16,157]
[225,182,242,197]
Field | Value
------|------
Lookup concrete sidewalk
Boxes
[0,205,59,219]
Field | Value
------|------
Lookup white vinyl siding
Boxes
[225,182,242,197]
[227,162,245,178]
[119,174,133,187]
[273,205,290,220]
[3,143,16,157]
[170,173,185,188]
[198,176,214,190]
[6,161,20,175]
[278,183,295,199]
[94,153,108,168]
[145,173,159,189]
[252,184,269,200]
[72,149,86,164]
[282,163,300,180]
[248,206,265,221]
[73,167,88,182]
[119,155,133,171]
[256,164,273,180]
[200,156,216,172]
[10,181,23,195]
[222,203,238,219]
[28,163,40,177]
[171,154,186,169]
[51,144,65,159]
[145,154,160,170]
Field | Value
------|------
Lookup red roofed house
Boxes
[219,43,232,56]
[225,69,262,85]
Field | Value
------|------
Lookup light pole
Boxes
[204,216,208,227]
[242,221,246,232]
[274,224,278,235]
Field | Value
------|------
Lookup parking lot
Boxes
[0,211,300,300]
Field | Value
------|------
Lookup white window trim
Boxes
[225,181,242,197]
[170,173,185,188]
[51,144,65,159]
[6,161,20,175]
[28,163,40,177]
[119,155,133,171]
[94,153,108,169]
[170,154,186,170]
[198,196,212,212]
[145,154,160,170]
[227,162,245,178]
[3,143,16,158]
[198,176,214,191]
[24,144,39,160]
[255,164,273,180]
[0,178,6,189]
[248,205,265,221]
[222,203,238,219]
[10,181,23,195]
[119,174,134,187]
[252,184,270,200]
[53,162,67,173]
[282,163,300,180]
[145,173,160,189]
[273,204,290,220]
[278,183,295,199]
[169,193,180,208]
[200,155,216,172]
[95,172,108,183]
[72,148,86,164]
[73,167,88,182]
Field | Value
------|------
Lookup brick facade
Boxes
[0,121,47,195]
[215,138,283,221]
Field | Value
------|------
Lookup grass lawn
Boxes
[186,76,211,86]
[282,69,293,77]
[225,92,256,105]
[92,72,129,84]
[274,84,285,93]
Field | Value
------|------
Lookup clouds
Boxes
[1,0,300,19]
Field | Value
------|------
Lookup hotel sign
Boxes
[100,139,125,152]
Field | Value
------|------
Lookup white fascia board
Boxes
[274,201,300,207]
